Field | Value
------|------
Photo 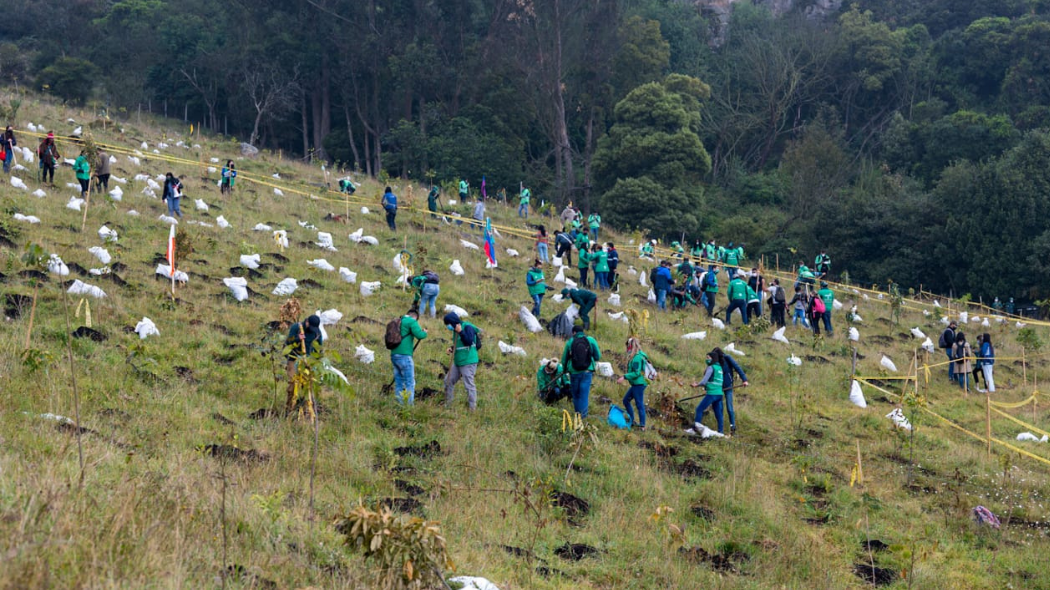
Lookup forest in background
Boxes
[2,0,1050,303]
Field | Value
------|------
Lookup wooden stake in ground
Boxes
[1023,346,1027,387]
[985,391,992,456]
[23,283,39,349]
[856,440,864,485]
[79,174,93,232]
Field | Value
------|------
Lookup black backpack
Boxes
[384,318,404,350]
[423,270,439,284]
[774,285,786,303]
[570,336,593,371]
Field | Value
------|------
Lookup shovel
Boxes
[380,339,423,395]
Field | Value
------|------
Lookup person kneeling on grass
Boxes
[617,337,651,430]
[685,349,725,436]
[537,359,571,404]
[443,312,480,411]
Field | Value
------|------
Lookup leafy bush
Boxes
[335,504,453,590]
[37,57,99,103]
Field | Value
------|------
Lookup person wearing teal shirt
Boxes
[537,359,570,404]
[640,240,655,259]
[73,150,91,198]
[725,274,749,325]
[617,337,651,429]
[817,281,835,336]
[390,310,428,405]
[459,179,469,201]
[562,287,597,330]
[724,242,740,279]
[687,349,726,435]
[518,187,531,218]
[443,312,480,410]
[587,213,601,241]
[701,265,719,317]
[526,262,548,317]
[427,185,439,218]
[560,325,602,418]
[591,244,609,290]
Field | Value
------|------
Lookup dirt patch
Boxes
[111,262,128,273]
[351,315,382,325]
[380,497,424,515]
[299,278,323,289]
[224,565,277,590]
[265,252,290,263]
[1006,518,1050,530]
[674,459,712,481]
[175,366,197,383]
[852,563,896,586]
[417,387,441,401]
[228,266,264,279]
[550,490,590,522]
[67,262,90,276]
[394,480,426,496]
[18,269,48,282]
[202,444,269,463]
[98,408,131,421]
[691,504,715,521]
[535,565,565,578]
[4,294,33,319]
[860,539,890,552]
[554,542,598,561]
[256,263,283,273]
[393,440,442,459]
[678,546,750,573]
[248,408,279,420]
[212,413,236,426]
[803,355,831,364]
[868,335,894,346]
[500,545,543,562]
[638,440,678,459]
[72,326,106,342]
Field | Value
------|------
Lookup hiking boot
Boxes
[730,425,736,435]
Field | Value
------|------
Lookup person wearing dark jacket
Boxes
[977,333,995,392]
[747,268,766,319]
[714,347,748,435]
[38,132,60,185]
[162,172,183,218]
[941,321,957,382]
[427,185,439,218]
[554,231,574,266]
[95,148,112,192]
[284,315,323,415]
[381,186,398,231]
[653,261,673,311]
[2,126,17,174]
[768,279,787,328]
[687,349,726,435]
[561,287,597,330]
[606,243,620,290]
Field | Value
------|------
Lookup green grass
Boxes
[1,91,1049,589]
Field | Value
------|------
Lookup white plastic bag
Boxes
[450,260,465,276]
[682,331,706,340]
[339,267,358,284]
[217,216,231,228]
[647,288,656,304]
[67,279,107,299]
[849,380,867,408]
[608,294,621,307]
[155,264,189,283]
[273,278,298,296]
[48,254,69,276]
[360,281,381,296]
[498,340,528,356]
[89,246,111,265]
[223,277,249,301]
[444,304,469,317]
[595,362,614,378]
[355,344,375,364]
[273,230,289,249]
[552,256,563,267]
[316,232,336,251]
[194,198,208,211]
[519,306,543,333]
[307,259,335,272]
[240,254,261,269]
[135,317,160,340]
[98,225,119,243]
[886,408,912,430]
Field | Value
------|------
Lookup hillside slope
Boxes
[1,94,1049,589]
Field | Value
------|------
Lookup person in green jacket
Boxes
[701,265,719,317]
[537,359,571,404]
[427,185,440,218]
[817,281,835,336]
[560,325,602,418]
[587,212,601,241]
[690,241,703,262]
[640,239,655,259]
[704,240,717,262]
[459,179,469,201]
[391,310,428,406]
[518,187,531,218]
[677,259,694,281]
[724,241,740,280]
[443,312,480,410]
[526,261,548,317]
[814,250,831,277]
[797,263,816,289]
[591,243,609,290]
[686,349,726,435]
[617,337,651,429]
[574,229,590,251]
[725,274,749,326]
[576,246,592,288]
[561,287,597,330]
[670,241,685,258]
[73,150,91,198]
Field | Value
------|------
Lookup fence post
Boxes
[986,392,992,456]
[1023,346,1027,387]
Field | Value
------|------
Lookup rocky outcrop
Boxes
[697,0,844,46]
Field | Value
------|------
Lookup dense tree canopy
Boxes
[3,0,1050,300]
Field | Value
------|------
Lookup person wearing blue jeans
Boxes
[560,326,601,418]
[687,350,725,435]
[788,286,810,328]
[389,310,427,405]
[940,322,957,382]
[618,337,650,429]
[714,347,748,435]
[653,261,673,311]
[518,188,530,218]
[420,282,440,318]
[725,274,750,326]
[526,262,547,317]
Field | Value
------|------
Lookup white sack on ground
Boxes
[48,254,69,276]
[595,362,614,378]
[155,264,189,283]
[273,278,298,296]
[67,279,107,299]
[89,246,111,264]
[98,225,118,242]
[450,260,465,276]
[339,267,357,283]
[886,408,912,430]
[223,277,249,301]
[849,380,867,408]
[498,340,528,356]
[13,213,40,224]
[354,344,375,364]
[307,259,335,272]
[682,331,707,340]
[217,216,231,228]
[360,281,381,296]
[135,317,160,340]
[520,307,543,333]
[240,254,261,269]
[445,304,469,317]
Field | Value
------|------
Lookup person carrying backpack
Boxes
[587,212,601,241]
[713,346,748,435]
[554,230,574,266]
[725,274,749,326]
[561,287,597,330]
[653,260,674,311]
[412,269,440,318]
[808,287,826,335]
[526,261,548,317]
[284,314,323,415]
[939,321,958,382]
[443,312,480,410]
[387,309,427,405]
[560,325,602,418]
[817,281,835,336]
[788,285,810,328]
[977,333,996,393]
[701,265,719,317]
[768,278,787,327]
[686,349,726,436]
[537,359,571,404]
[617,337,652,430]
[381,186,398,231]
[38,132,61,186]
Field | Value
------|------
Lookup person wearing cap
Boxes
[940,321,958,382]
[526,260,548,317]
[391,309,428,405]
[443,312,480,410]
[537,359,571,404]
[560,325,602,418]
[37,132,61,186]
[817,281,835,336]
[285,315,323,415]
[561,287,597,330]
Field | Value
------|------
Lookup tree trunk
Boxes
[318,57,332,161]
[312,88,323,161]
[582,106,595,211]
[301,91,310,158]
[344,103,361,172]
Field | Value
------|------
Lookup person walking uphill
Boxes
[95,148,111,193]
[285,315,323,416]
[713,346,748,435]
[939,321,958,382]
[73,150,91,199]
[725,273,749,325]
[518,186,531,218]
[560,325,602,418]
[387,309,427,405]
[617,337,651,429]
[686,349,726,436]
[561,287,597,330]
[817,281,835,336]
[382,186,398,231]
[443,312,480,411]
[977,333,996,393]
[2,126,17,174]
[526,260,548,317]
[38,132,60,186]
[162,172,183,218]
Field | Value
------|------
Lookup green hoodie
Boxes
[727,277,748,301]
[391,315,427,356]
[624,351,651,386]
[520,188,530,204]
[526,268,546,296]
[560,333,602,374]
[577,250,592,270]
[818,287,834,309]
[537,363,570,393]
[451,321,479,366]
[592,250,609,273]
[73,155,91,180]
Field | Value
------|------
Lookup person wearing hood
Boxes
[427,185,439,218]
[537,359,571,404]
[443,312,480,411]
[561,287,597,330]
[285,315,323,415]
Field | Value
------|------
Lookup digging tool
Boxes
[380,338,423,395]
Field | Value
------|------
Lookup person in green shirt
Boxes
[526,261,548,317]
[797,263,816,289]
[459,179,469,201]
[443,312,480,410]
[640,240,655,259]
[576,246,592,288]
[587,212,601,241]
[690,240,703,262]
[670,241,685,258]
[390,310,428,405]
[574,229,590,251]
[704,240,717,262]
[561,287,597,330]
[427,185,440,218]
[701,265,719,317]
[725,274,750,326]
[591,243,609,290]
[814,250,831,277]
[537,359,571,404]
[724,242,740,280]
[686,349,726,435]
[717,244,727,264]
[518,187,531,218]
[817,281,835,336]
[560,325,602,418]
[617,337,651,429]
[73,150,91,199]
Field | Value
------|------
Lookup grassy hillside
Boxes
[1,92,1049,589]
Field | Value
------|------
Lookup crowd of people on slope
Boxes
[939,321,997,393]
